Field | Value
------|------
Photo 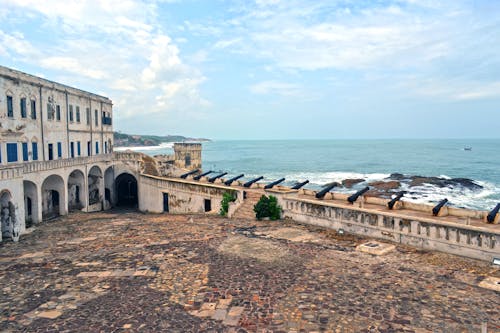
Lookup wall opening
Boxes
[68,170,85,211]
[42,174,65,220]
[163,193,169,213]
[116,173,138,207]
[88,166,103,207]
[23,180,38,226]
[204,199,212,212]
[1,190,18,240]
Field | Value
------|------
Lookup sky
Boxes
[1,0,499,140]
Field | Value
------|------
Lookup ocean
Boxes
[123,139,500,211]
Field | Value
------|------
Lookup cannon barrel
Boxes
[347,187,370,204]
[315,183,339,199]
[180,169,200,179]
[224,174,245,186]
[193,170,213,181]
[291,180,309,190]
[432,198,448,216]
[264,178,286,189]
[487,203,500,223]
[243,176,264,188]
[208,172,228,183]
[387,191,405,210]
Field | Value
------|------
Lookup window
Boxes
[95,141,99,154]
[48,143,53,160]
[22,142,29,161]
[69,105,74,122]
[104,141,107,154]
[7,143,18,162]
[77,141,81,156]
[57,142,62,158]
[32,142,38,160]
[95,109,98,126]
[20,97,27,118]
[7,96,13,117]
[86,108,91,125]
[47,103,53,120]
[56,105,61,121]
[87,141,91,156]
[76,106,80,122]
[31,100,36,119]
[70,142,75,158]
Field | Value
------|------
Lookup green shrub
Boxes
[220,192,236,216]
[253,195,282,220]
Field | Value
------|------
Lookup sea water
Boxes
[129,139,500,211]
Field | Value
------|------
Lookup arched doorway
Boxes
[88,166,103,209]
[42,174,65,220]
[68,170,85,211]
[104,166,115,209]
[23,181,38,227]
[1,190,19,241]
[115,173,138,207]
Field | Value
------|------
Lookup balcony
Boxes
[102,116,112,126]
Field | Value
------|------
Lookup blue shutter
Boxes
[77,141,81,156]
[57,142,62,158]
[7,96,13,117]
[32,142,38,160]
[70,142,75,158]
[95,141,99,154]
[22,142,29,161]
[7,143,18,162]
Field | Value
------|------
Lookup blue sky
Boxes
[1,0,499,139]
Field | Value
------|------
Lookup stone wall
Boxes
[139,175,241,214]
[173,143,202,170]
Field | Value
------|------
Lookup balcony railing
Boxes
[102,116,112,125]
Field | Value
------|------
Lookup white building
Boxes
[0,65,125,242]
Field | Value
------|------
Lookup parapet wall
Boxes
[274,194,499,262]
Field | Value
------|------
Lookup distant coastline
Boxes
[114,131,210,148]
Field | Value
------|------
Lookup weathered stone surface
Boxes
[368,180,401,191]
[0,211,498,333]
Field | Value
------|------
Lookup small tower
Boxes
[173,143,202,170]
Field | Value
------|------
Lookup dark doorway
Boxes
[75,185,80,203]
[116,173,138,207]
[51,190,60,212]
[204,199,211,212]
[163,193,169,213]
[105,188,111,203]
[26,197,33,228]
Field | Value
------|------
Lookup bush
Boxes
[253,195,282,220]
[220,192,236,216]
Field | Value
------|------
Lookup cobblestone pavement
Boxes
[0,210,499,333]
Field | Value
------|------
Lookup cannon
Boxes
[432,198,448,216]
[208,172,228,183]
[387,191,405,210]
[315,183,339,199]
[347,187,370,204]
[487,203,500,223]
[243,176,264,188]
[193,170,213,181]
[224,174,244,186]
[291,180,309,190]
[180,169,199,179]
[264,178,285,189]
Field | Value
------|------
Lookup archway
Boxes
[23,180,38,227]
[88,166,103,208]
[68,170,85,211]
[1,190,18,240]
[104,166,115,209]
[42,174,65,220]
[115,173,138,207]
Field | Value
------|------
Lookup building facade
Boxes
[0,66,117,241]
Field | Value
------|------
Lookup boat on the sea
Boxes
[464,146,472,151]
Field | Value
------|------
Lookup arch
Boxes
[1,190,18,240]
[104,166,115,209]
[115,173,138,207]
[68,169,85,211]
[88,165,103,208]
[41,174,66,220]
[23,180,38,227]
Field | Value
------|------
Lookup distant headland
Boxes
[114,131,211,147]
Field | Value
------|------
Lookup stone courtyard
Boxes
[0,211,499,333]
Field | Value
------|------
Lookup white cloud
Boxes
[2,0,208,122]
[250,80,301,96]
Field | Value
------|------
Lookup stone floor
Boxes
[0,210,499,333]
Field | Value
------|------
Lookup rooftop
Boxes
[0,211,498,332]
